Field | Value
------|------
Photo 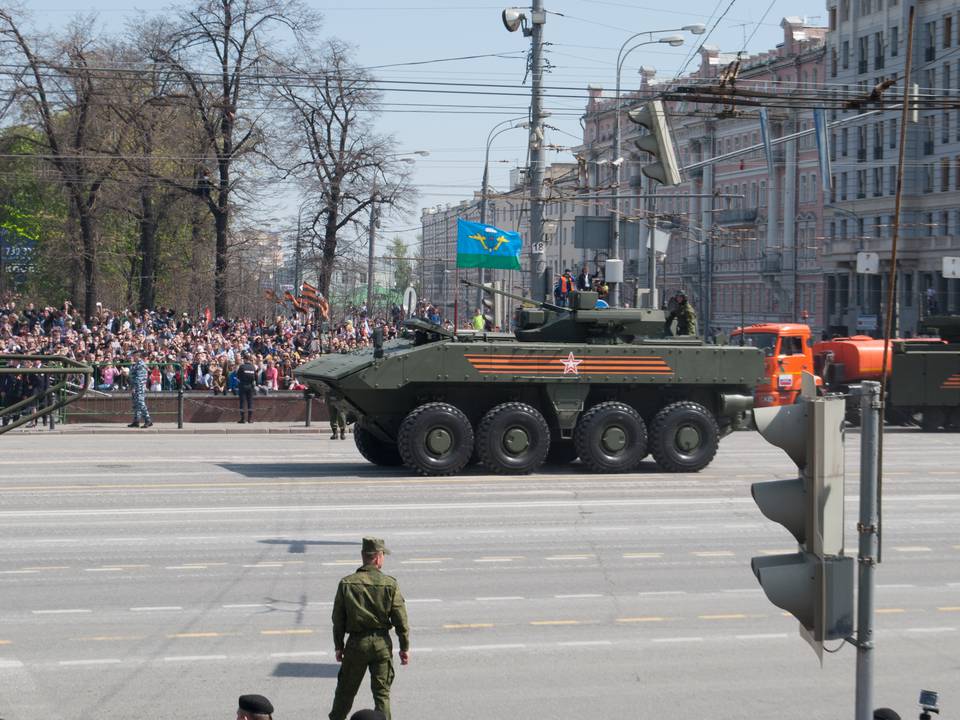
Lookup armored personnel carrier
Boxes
[296,289,764,476]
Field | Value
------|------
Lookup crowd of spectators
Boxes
[0,297,437,395]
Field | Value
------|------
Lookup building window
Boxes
[923,116,935,155]
[857,125,867,160]
[889,118,898,148]
[891,25,899,56]
[924,164,935,193]
[841,0,850,21]
[841,172,849,201]
[942,158,951,191]
[873,122,883,159]
[841,128,849,156]
[842,40,850,69]
[800,175,808,203]
[925,21,936,61]
[889,166,897,195]
[944,15,953,49]
[858,35,869,73]
[873,167,883,196]
[927,212,935,236]
[760,180,767,206]
[829,7,837,30]
[857,169,867,198]
[944,112,952,143]
[943,210,951,235]
[874,31,885,69]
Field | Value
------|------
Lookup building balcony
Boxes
[714,208,759,227]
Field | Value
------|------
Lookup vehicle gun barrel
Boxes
[460,278,568,314]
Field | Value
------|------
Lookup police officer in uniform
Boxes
[329,537,409,720]
[128,350,153,428]
[237,353,257,423]
[237,694,274,720]
[664,290,698,336]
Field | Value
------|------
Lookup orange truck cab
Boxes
[730,323,819,407]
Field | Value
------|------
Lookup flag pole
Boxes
[454,265,460,331]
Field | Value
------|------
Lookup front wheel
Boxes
[398,402,474,476]
[649,401,719,473]
[354,425,403,467]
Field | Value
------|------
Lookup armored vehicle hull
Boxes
[297,299,764,476]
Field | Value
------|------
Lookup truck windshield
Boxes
[735,332,778,356]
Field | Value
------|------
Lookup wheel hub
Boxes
[503,426,530,454]
[426,427,453,455]
[601,425,627,453]
[675,425,701,452]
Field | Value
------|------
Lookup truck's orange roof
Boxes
[732,323,811,335]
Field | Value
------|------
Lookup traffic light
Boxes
[481,281,502,330]
[751,381,854,663]
[627,99,682,187]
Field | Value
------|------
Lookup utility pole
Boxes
[366,181,378,314]
[528,0,546,303]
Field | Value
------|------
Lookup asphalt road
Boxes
[0,428,957,720]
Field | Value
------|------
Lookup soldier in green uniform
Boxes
[664,290,698,336]
[329,537,409,720]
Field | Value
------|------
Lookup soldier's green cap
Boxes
[362,537,390,555]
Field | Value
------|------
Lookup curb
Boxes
[5,425,329,436]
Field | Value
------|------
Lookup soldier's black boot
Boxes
[247,412,253,424]
[142,420,153,428]
[128,421,140,428]
[238,415,245,424]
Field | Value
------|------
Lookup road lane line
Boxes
[323,561,358,566]
[617,617,665,623]
[699,614,748,620]
[32,609,91,615]
[652,637,703,643]
[735,633,788,640]
[938,607,960,612]
[131,606,183,612]
[443,623,494,629]
[757,549,796,556]
[545,555,594,561]
[905,627,957,633]
[0,659,24,667]
[875,609,906,614]
[475,557,524,563]
[459,643,525,650]
[555,593,602,599]
[59,659,122,667]
[476,596,524,602]
[623,553,663,559]
[638,591,686,596]
[84,567,124,573]
[530,620,581,626]
[892,547,931,553]
[407,598,442,604]
[693,551,736,558]
[260,629,313,636]
[877,584,916,589]
[0,570,37,575]
[558,640,613,647]
[21,566,69,571]
[401,558,451,565]
[243,563,285,568]
[0,640,11,645]
[166,565,209,570]
[163,655,227,662]
[77,635,144,642]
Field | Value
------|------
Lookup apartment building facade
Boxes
[823,0,960,335]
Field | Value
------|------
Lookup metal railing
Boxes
[0,355,92,435]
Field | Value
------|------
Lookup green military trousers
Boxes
[329,632,396,720]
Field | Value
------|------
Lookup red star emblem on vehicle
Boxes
[560,351,583,375]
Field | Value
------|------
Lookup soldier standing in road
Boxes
[127,350,153,428]
[329,537,409,720]
[329,393,346,440]
[237,353,257,423]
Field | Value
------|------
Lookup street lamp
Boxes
[607,25,704,307]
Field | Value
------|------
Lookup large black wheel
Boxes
[649,401,719,473]
[573,401,647,473]
[354,425,403,467]
[398,402,474,476]
[476,402,550,474]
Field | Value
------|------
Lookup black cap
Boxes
[873,710,901,720]
[239,694,274,715]
[350,711,386,720]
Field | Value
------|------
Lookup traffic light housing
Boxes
[751,385,855,663]
[627,99,682,187]
[481,281,502,330]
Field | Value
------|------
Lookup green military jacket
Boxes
[332,564,410,652]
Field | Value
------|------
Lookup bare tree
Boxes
[274,40,416,298]
[0,10,130,319]
[152,0,319,318]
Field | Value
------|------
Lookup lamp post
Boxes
[479,118,528,303]
[609,25,703,307]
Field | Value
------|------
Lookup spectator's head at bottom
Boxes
[874,709,901,720]
[237,694,273,720]
[350,711,386,720]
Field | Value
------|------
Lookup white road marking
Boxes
[165,565,208,570]
[0,570,37,575]
[638,591,686,596]
[0,659,25,668]
[546,554,594,561]
[59,659,122,666]
[658,525,698,531]
[401,559,446,565]
[32,609,91,615]
[130,606,182,612]
[892,546,932,553]
[735,633,789,640]
[474,557,523,563]
[555,593,603,599]
[476,596,524,602]
[652,637,704,643]
[406,598,442,603]
[877,584,916,589]
[84,568,124,572]
[242,563,284,568]
[459,643,526,651]
[163,655,227,662]
[905,627,956,633]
